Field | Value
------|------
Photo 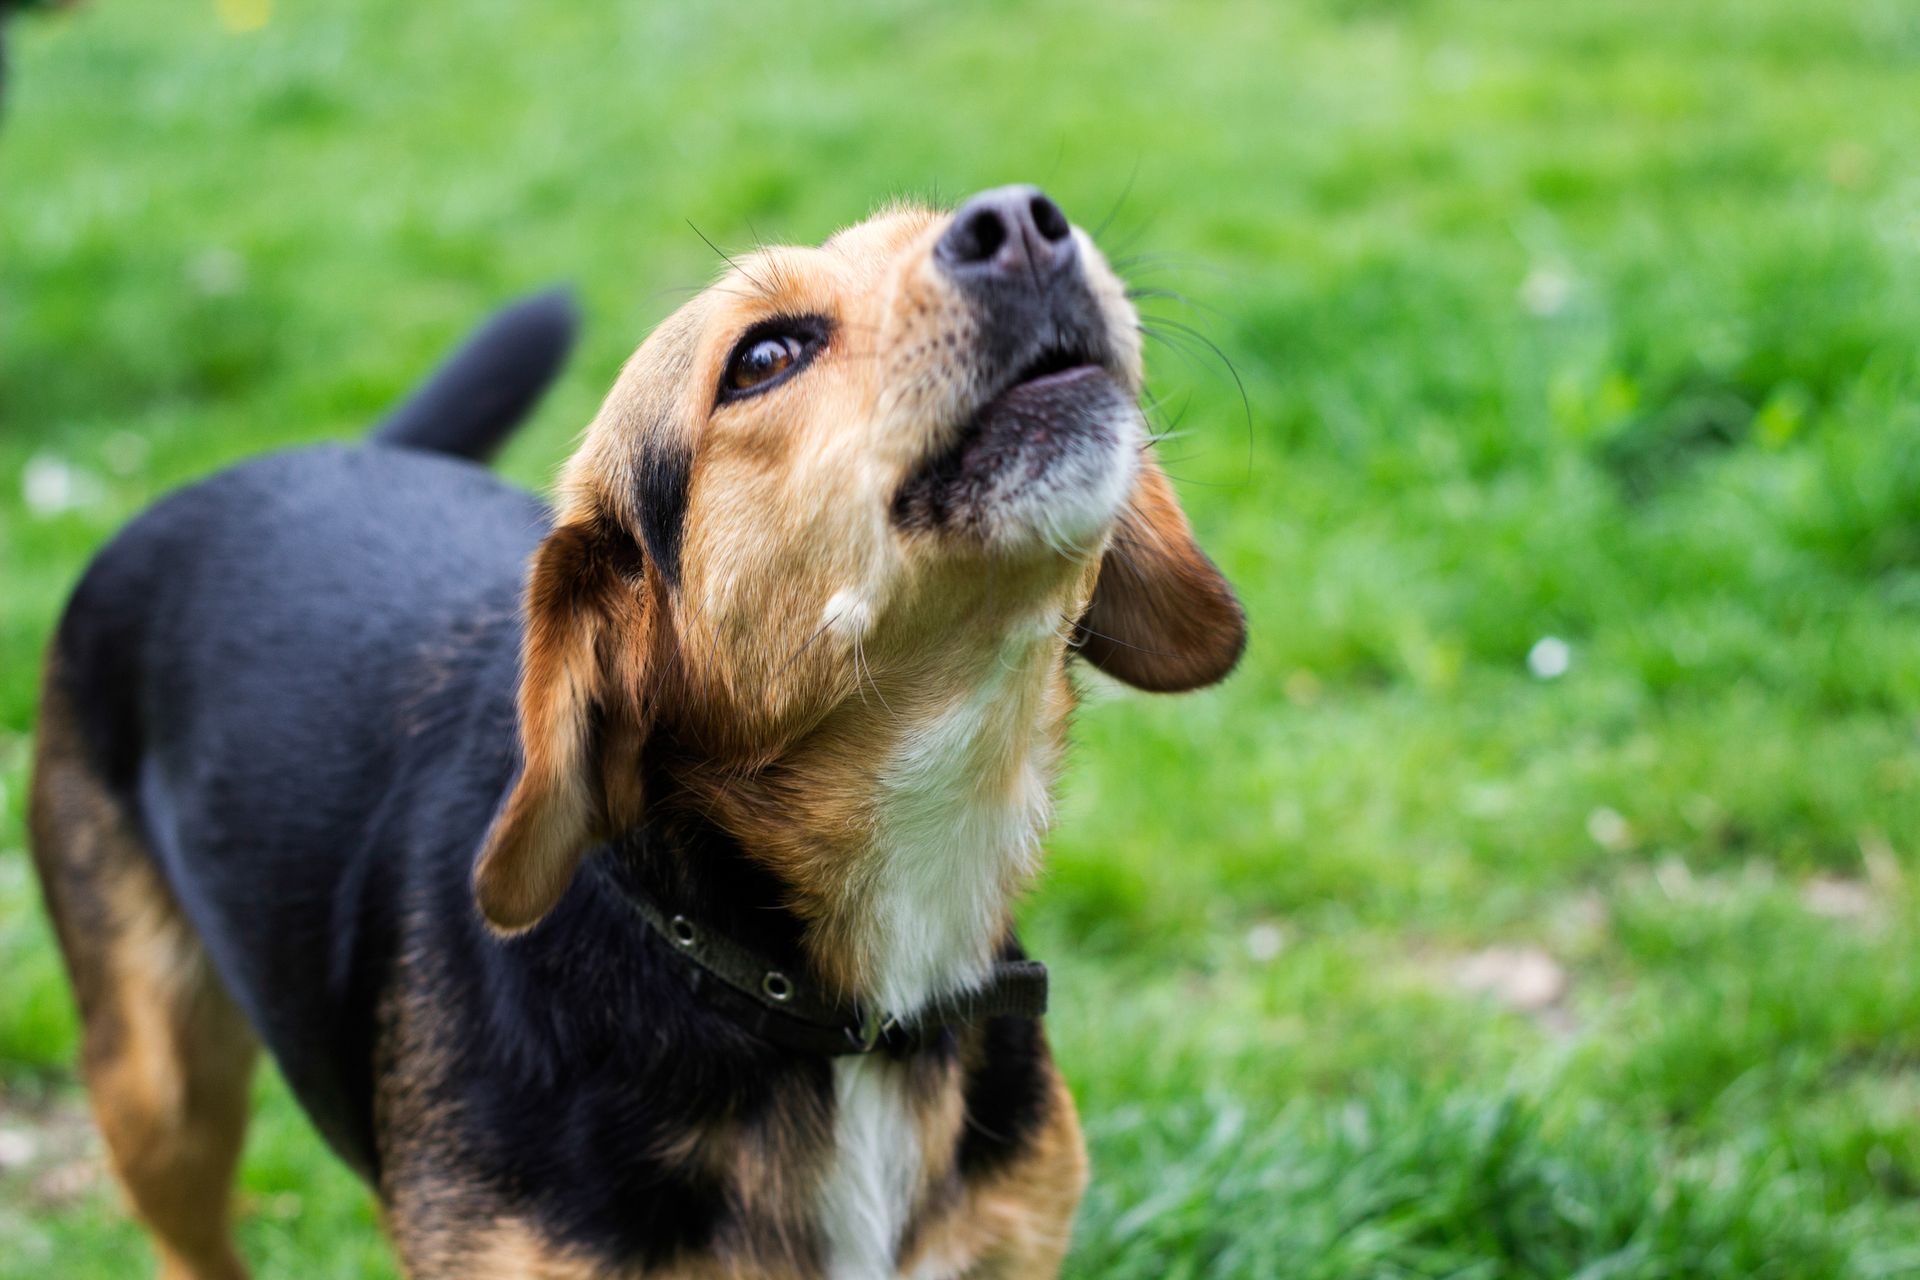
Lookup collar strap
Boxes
[612,880,1047,1057]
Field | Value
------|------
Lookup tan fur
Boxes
[395,1206,821,1280]
[442,1217,833,1280]
[30,667,260,1280]
[473,516,658,931]
[959,1072,1089,1279]
[430,1219,608,1280]
[899,1066,1088,1280]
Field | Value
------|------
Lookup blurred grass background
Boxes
[4,0,1920,1275]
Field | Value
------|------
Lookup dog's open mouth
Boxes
[891,345,1133,535]
[1002,345,1104,393]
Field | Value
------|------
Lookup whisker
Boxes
[1109,251,1231,280]
[1138,388,1194,431]
[1100,215,1162,265]
[1138,324,1217,378]
[1127,286,1228,323]
[1068,618,1179,658]
[853,630,895,718]
[1092,155,1142,242]
[687,219,773,296]
[1152,466,1244,488]
[1142,429,1194,447]
[775,614,837,676]
[1138,314,1252,480]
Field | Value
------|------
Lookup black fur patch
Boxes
[635,438,692,588]
[956,1008,1053,1178]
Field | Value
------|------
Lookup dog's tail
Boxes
[371,287,580,464]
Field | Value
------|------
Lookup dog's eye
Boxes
[717,317,829,403]
[728,336,800,392]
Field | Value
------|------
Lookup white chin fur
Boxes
[982,406,1142,557]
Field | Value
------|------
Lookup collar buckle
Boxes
[846,1006,898,1053]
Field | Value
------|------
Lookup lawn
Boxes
[4,0,1920,1275]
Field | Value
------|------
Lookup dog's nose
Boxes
[936,185,1077,284]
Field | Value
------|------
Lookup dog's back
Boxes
[29,295,572,1274]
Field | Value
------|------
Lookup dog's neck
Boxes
[854,636,1064,1016]
[686,620,1071,1019]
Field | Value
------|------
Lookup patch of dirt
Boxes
[1801,874,1880,923]
[1450,944,1568,1010]
[0,1080,107,1212]
[1446,944,1578,1036]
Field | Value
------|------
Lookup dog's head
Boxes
[474,187,1245,934]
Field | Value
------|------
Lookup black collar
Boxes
[600,860,1048,1057]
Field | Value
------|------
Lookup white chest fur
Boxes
[818,1055,923,1279]
[816,637,1056,1275]
[861,648,1052,1018]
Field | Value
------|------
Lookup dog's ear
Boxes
[473,508,653,933]
[1075,457,1246,692]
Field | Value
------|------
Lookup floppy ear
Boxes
[472,510,653,933]
[1075,458,1246,692]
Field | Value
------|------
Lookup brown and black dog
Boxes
[29,187,1244,1278]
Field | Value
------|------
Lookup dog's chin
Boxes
[891,365,1141,554]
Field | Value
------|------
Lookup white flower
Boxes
[1245,923,1285,962]
[1527,636,1571,680]
[1586,806,1633,852]
[22,453,104,517]
[0,1128,36,1170]
[1519,266,1573,317]
[187,248,246,297]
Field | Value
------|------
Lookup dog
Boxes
[29,186,1245,1279]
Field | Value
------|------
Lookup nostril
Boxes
[953,208,1008,264]
[1030,195,1070,243]
[967,208,1009,259]
[938,186,1077,280]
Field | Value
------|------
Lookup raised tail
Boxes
[371,287,580,463]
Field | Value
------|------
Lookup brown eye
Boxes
[728,336,799,392]
[717,317,830,403]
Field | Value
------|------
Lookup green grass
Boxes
[4,0,1920,1275]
